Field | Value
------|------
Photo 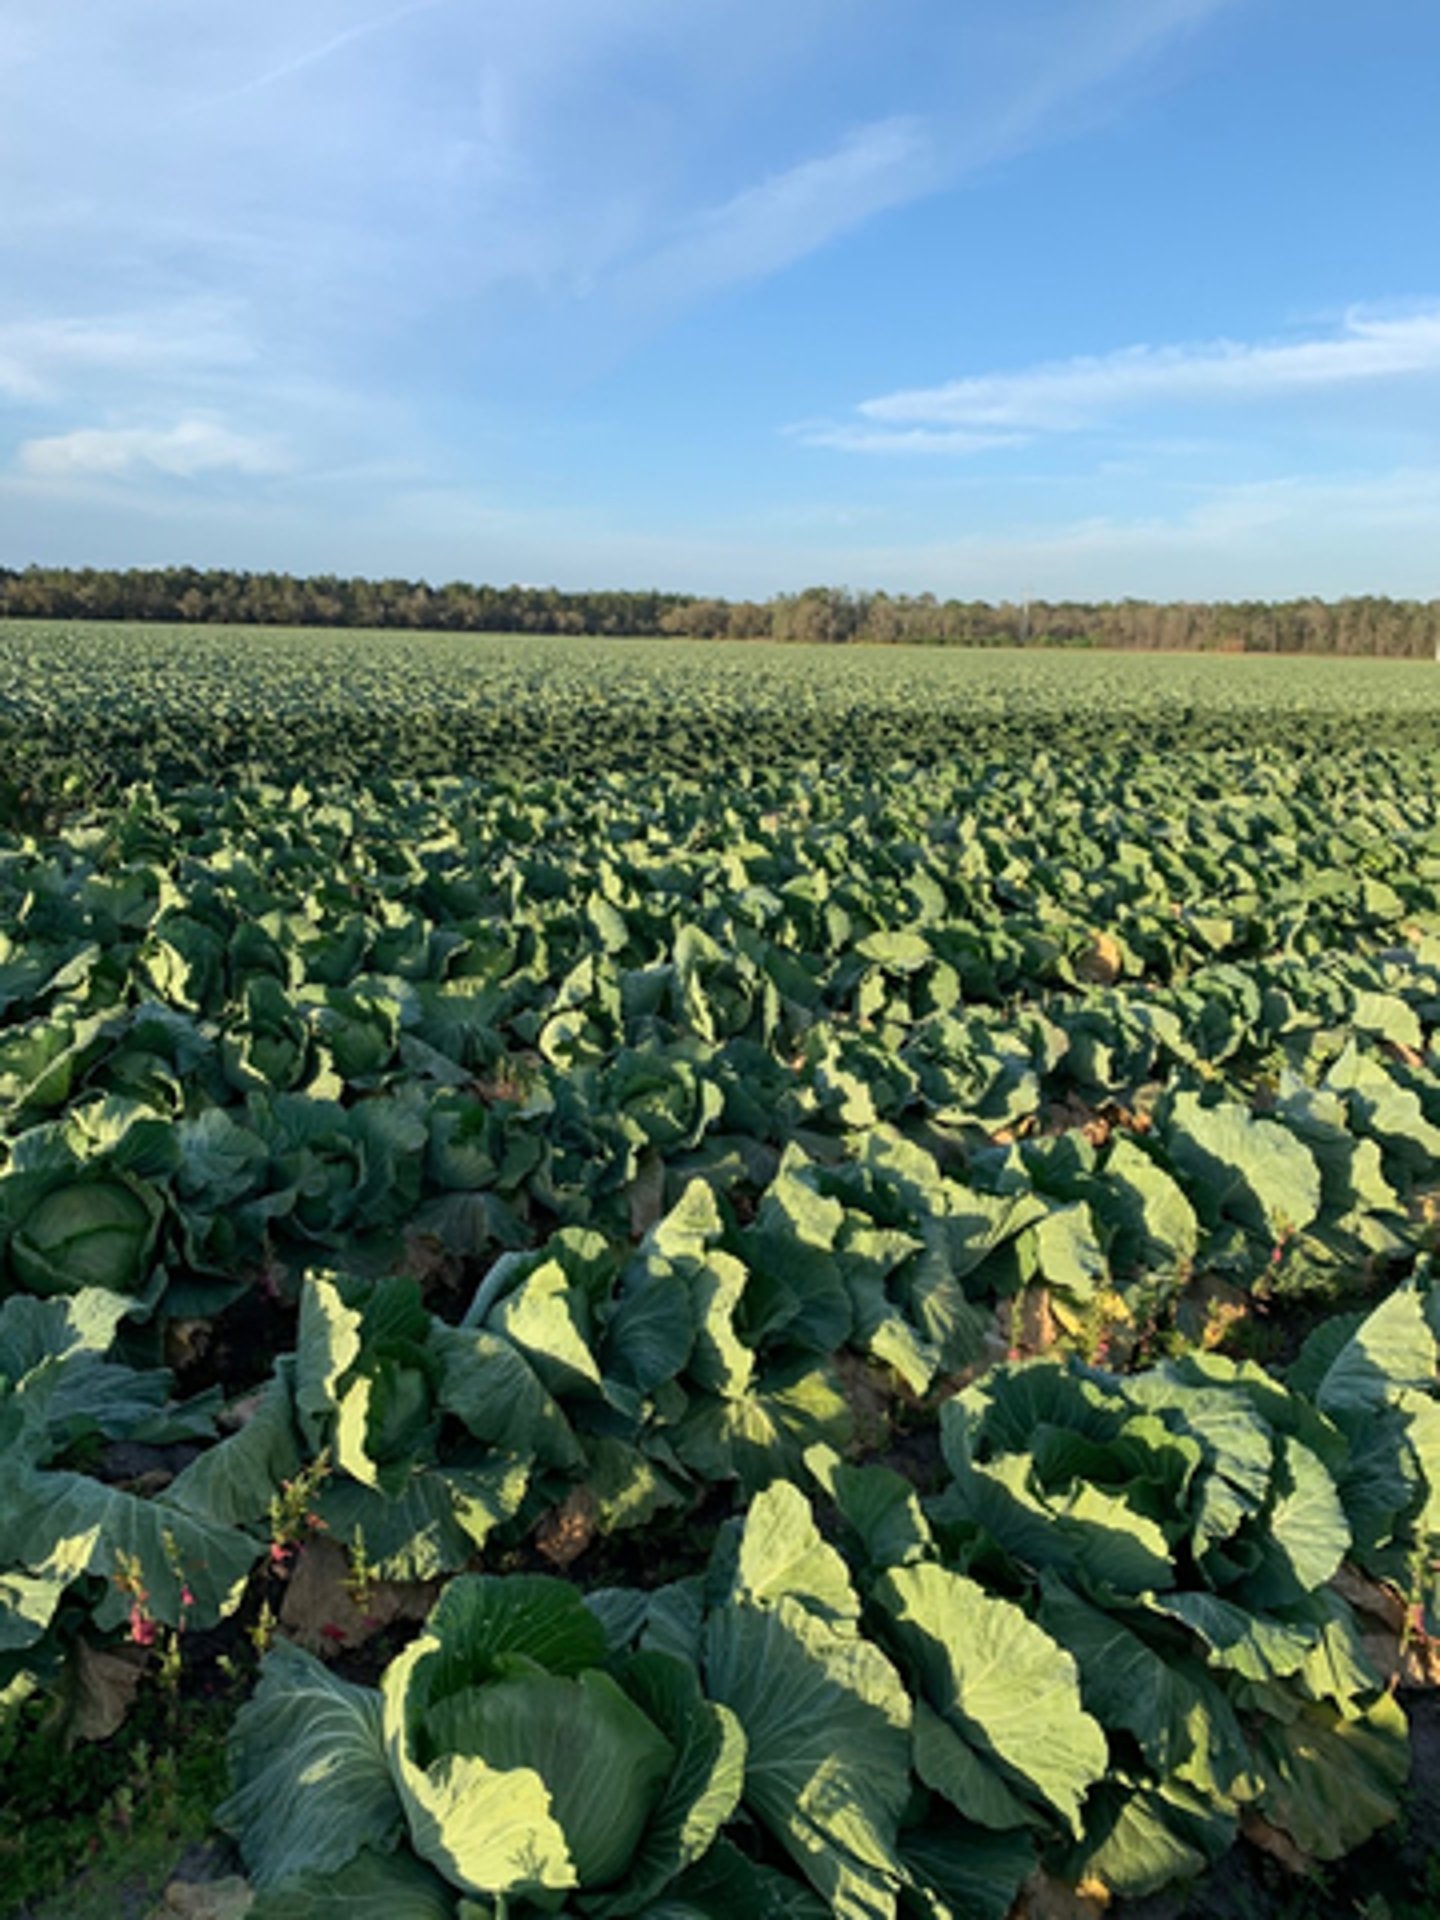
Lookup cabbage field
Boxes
[3,622,1440,1919]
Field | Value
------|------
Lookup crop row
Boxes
[7,1262,1439,1915]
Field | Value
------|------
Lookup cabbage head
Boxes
[223,1573,745,1915]
[9,1175,162,1297]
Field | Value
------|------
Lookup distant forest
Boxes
[2,564,1437,656]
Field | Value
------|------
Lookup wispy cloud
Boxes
[0,0,1254,570]
[201,0,455,106]
[617,117,940,310]
[801,307,1440,452]
[610,0,1241,323]
[16,418,289,482]
[788,423,1028,457]
[0,305,255,403]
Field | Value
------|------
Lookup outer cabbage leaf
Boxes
[1,1464,255,1631]
[164,1364,302,1528]
[220,1641,404,1888]
[898,1820,1035,1920]
[703,1595,912,1919]
[318,1456,530,1581]
[727,1478,860,1627]
[1254,1693,1410,1859]
[1077,1776,1235,1898]
[1164,1091,1322,1240]
[875,1563,1106,1838]
[1035,1576,1254,1802]
[246,1847,459,1919]
[672,1361,851,1495]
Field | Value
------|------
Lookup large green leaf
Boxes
[295,1272,364,1450]
[672,1361,851,1495]
[1310,1283,1438,1422]
[899,1818,1034,1920]
[1244,1436,1349,1606]
[1142,1592,1316,1682]
[729,1479,860,1626]
[910,1700,1036,1833]
[875,1563,1106,1837]
[165,1365,302,1527]
[0,1286,132,1374]
[247,1848,458,1919]
[1078,1776,1234,1898]
[1165,1091,1322,1240]
[220,1641,404,1888]
[1,1464,255,1631]
[1035,1577,1254,1801]
[1255,1693,1410,1859]
[319,1457,530,1580]
[487,1258,604,1397]
[643,1839,830,1919]
[703,1596,912,1918]
[0,1568,69,1652]
[805,1449,934,1572]
[1098,1137,1198,1273]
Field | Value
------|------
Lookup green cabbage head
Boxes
[223,1573,746,1915]
[10,1176,162,1297]
[385,1575,744,1909]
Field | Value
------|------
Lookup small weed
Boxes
[0,1680,237,1919]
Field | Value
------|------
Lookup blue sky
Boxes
[3,0,1439,599]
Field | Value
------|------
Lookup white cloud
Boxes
[764,466,1440,599]
[0,305,255,402]
[788,423,1028,457]
[16,418,288,481]
[203,0,455,105]
[610,0,1242,323]
[617,118,940,310]
[812,308,1440,447]
[0,0,1251,558]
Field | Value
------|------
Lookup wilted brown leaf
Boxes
[627,1150,667,1239]
[160,1878,255,1919]
[833,1350,893,1452]
[218,1389,266,1434]
[1009,1867,1110,1918]
[535,1485,600,1568]
[1073,934,1123,986]
[1015,1285,1058,1357]
[1330,1565,1408,1633]
[1329,1566,1440,1687]
[279,1536,436,1654]
[1175,1274,1250,1352]
[1241,1811,1314,1876]
[68,1639,149,1743]
[164,1319,213,1373]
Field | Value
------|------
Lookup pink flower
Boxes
[128,1604,157,1648]
[179,1584,195,1610]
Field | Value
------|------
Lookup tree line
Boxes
[2,566,1437,656]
